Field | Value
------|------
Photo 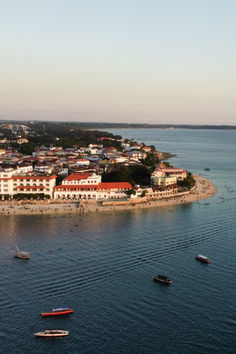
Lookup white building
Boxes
[151,166,187,186]
[76,159,90,166]
[129,150,146,161]
[62,173,101,185]
[0,168,56,198]
[54,172,132,200]
[34,163,54,174]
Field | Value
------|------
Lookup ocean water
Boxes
[0,129,236,354]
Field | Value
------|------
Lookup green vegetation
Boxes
[177,172,195,190]
[0,194,11,200]
[126,189,136,196]
[141,152,160,172]
[19,142,36,155]
[140,190,147,198]
[102,164,151,186]
[13,193,50,200]
[28,122,122,149]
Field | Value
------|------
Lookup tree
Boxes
[126,189,136,196]
[177,172,195,190]
[102,164,150,186]
[19,142,36,155]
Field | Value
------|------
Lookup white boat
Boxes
[15,251,30,259]
[34,329,69,338]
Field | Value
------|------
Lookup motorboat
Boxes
[41,308,74,317]
[15,251,30,260]
[195,255,211,264]
[153,274,173,284]
[34,329,69,338]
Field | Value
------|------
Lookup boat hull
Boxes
[195,256,211,264]
[34,330,69,338]
[41,309,74,317]
[153,277,173,284]
[15,252,30,260]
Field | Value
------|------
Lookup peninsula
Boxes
[0,121,216,216]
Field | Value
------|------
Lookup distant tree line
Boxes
[0,122,123,153]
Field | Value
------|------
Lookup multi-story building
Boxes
[54,172,132,200]
[151,165,187,186]
[0,168,56,198]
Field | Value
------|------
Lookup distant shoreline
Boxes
[0,175,216,216]
[1,120,236,130]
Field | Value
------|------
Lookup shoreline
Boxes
[0,175,216,216]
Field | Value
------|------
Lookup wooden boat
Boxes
[41,308,74,317]
[15,251,30,260]
[195,255,211,264]
[34,329,69,338]
[153,274,173,284]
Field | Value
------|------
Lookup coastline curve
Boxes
[0,175,216,216]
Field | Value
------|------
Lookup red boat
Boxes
[41,308,74,317]
[195,255,211,264]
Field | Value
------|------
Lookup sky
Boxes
[0,0,236,125]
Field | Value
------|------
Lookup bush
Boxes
[13,193,49,200]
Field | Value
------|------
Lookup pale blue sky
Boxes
[0,0,236,124]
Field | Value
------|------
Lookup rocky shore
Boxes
[0,175,216,216]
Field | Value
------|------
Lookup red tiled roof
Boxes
[98,182,132,190]
[65,173,92,181]
[100,137,111,140]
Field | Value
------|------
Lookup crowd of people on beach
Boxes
[0,176,216,216]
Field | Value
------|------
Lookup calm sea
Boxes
[0,129,235,354]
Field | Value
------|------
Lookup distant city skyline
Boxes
[1,0,236,125]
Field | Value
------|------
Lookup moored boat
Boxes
[15,251,30,260]
[153,274,173,284]
[195,255,211,264]
[34,329,69,338]
[41,308,74,317]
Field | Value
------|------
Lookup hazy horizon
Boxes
[1,0,236,125]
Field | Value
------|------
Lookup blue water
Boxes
[0,129,236,354]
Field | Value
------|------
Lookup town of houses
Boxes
[0,123,188,202]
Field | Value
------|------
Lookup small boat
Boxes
[41,308,74,317]
[153,274,173,284]
[15,251,30,260]
[195,255,211,264]
[34,329,69,338]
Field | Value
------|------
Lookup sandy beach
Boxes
[0,175,216,216]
